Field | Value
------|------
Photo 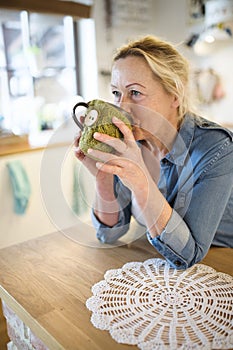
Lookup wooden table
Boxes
[0,231,232,350]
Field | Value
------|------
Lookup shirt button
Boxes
[174,260,182,267]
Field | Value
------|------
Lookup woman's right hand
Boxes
[74,131,98,176]
[73,131,112,182]
[74,131,119,226]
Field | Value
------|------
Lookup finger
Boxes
[73,145,81,153]
[88,149,131,170]
[74,131,82,147]
[96,161,123,177]
[74,146,85,160]
[98,158,134,178]
[112,116,135,142]
[87,148,117,162]
[93,132,127,154]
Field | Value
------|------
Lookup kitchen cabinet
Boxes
[0,147,62,248]
[0,140,95,249]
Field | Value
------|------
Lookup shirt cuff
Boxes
[91,209,130,243]
[147,210,192,269]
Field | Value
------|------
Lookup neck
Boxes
[144,120,178,159]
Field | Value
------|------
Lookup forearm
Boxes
[132,173,172,237]
[92,177,132,244]
[93,174,120,227]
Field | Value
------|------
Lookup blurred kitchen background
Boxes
[0,0,233,248]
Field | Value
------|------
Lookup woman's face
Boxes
[111,56,179,141]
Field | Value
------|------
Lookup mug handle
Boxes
[72,102,89,130]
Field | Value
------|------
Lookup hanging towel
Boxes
[72,162,88,216]
[7,160,31,215]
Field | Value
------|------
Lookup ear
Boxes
[171,95,180,109]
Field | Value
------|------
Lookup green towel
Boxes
[72,162,88,216]
[7,160,31,215]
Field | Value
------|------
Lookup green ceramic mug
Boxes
[72,99,133,154]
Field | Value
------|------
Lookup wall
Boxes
[0,148,65,248]
[0,143,95,249]
[92,0,233,126]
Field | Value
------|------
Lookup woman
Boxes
[75,35,233,269]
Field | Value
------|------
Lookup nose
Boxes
[118,95,132,114]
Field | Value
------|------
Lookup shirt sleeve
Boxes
[146,210,191,269]
[148,138,233,270]
[91,208,130,243]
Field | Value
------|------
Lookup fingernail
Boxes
[112,116,119,122]
[93,132,100,138]
[96,162,102,169]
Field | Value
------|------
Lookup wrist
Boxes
[96,173,115,198]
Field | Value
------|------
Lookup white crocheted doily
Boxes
[86,258,233,350]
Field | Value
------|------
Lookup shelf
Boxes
[0,139,70,156]
[0,130,71,156]
[0,0,92,18]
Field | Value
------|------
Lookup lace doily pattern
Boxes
[86,258,233,350]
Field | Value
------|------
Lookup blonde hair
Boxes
[113,35,194,121]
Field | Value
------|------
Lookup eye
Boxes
[130,90,141,97]
[84,109,98,126]
[112,90,121,101]
[112,90,120,96]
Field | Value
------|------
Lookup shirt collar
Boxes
[164,114,195,166]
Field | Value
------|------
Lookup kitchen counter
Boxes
[0,231,232,350]
[0,138,70,156]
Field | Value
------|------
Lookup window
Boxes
[0,10,78,138]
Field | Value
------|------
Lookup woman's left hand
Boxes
[87,117,150,193]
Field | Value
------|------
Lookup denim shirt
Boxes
[92,114,233,269]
